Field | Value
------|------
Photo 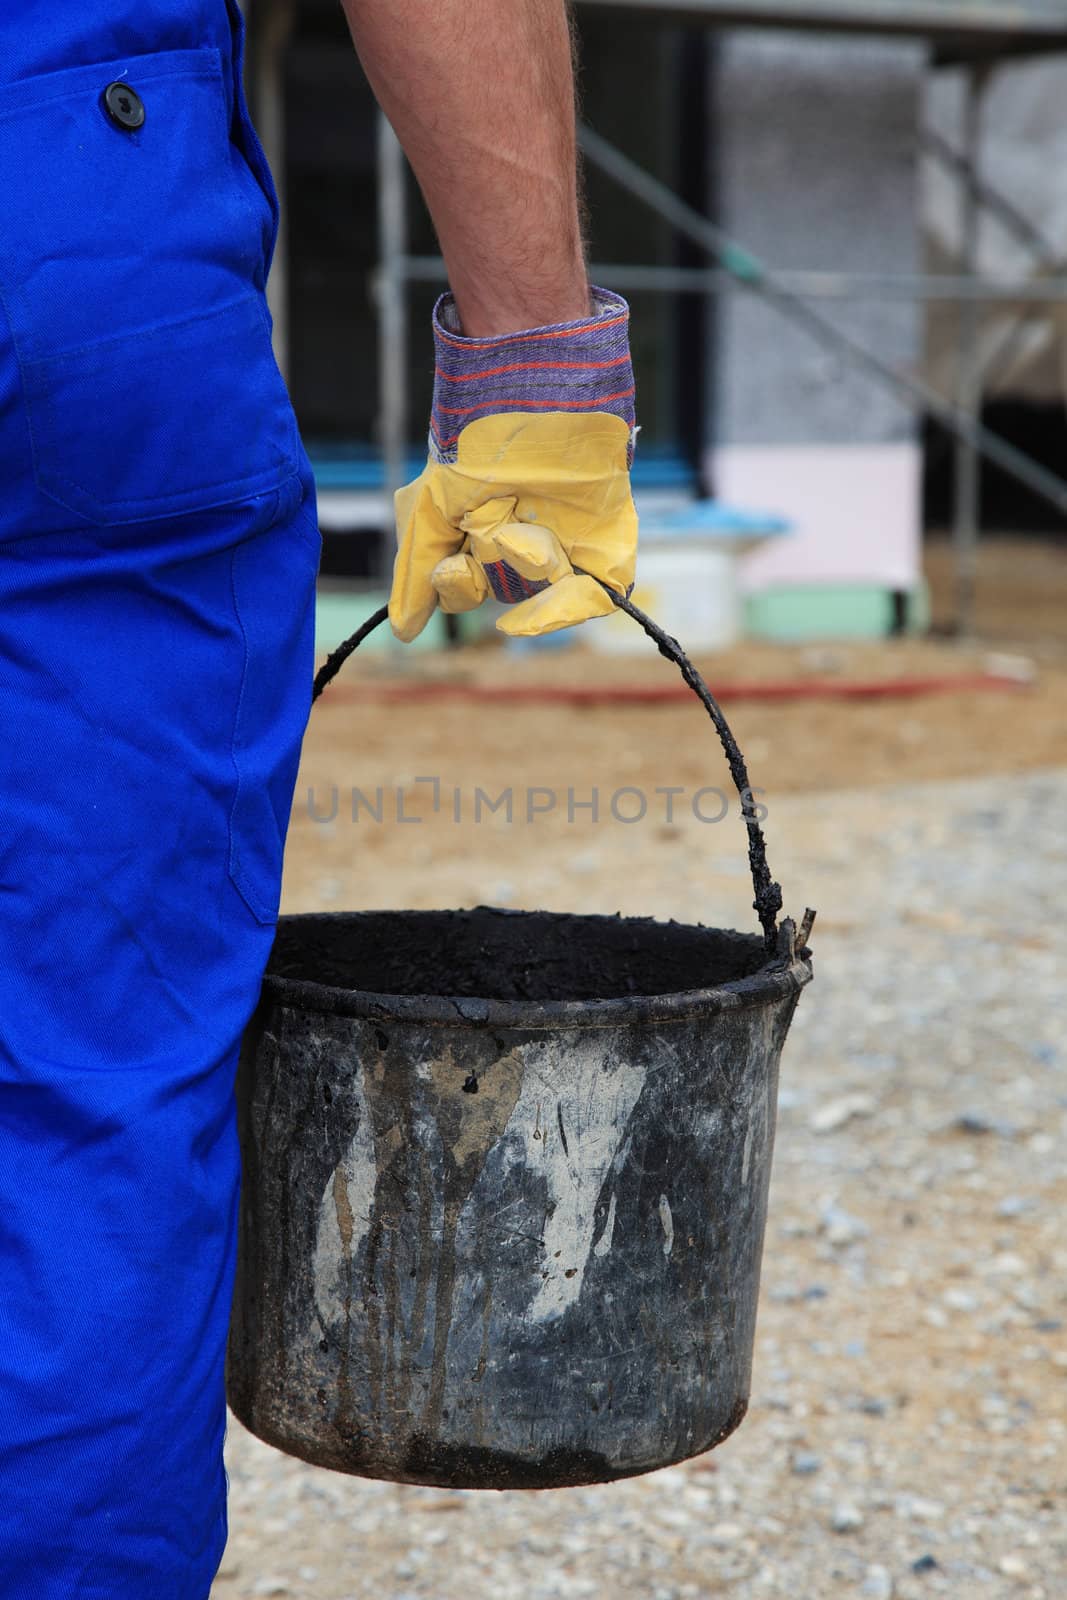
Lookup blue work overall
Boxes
[0,6,318,1595]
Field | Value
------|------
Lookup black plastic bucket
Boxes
[227,596,814,1489]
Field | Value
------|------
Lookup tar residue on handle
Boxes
[309,587,783,953]
[268,907,770,1004]
[606,588,782,950]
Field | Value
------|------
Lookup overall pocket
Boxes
[0,47,298,526]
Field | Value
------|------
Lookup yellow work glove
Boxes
[388,412,638,642]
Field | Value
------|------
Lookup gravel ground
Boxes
[213,762,1067,1600]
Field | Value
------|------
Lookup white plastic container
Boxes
[586,501,790,655]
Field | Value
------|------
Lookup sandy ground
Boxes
[214,537,1067,1600]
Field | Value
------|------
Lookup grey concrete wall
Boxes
[709,31,926,450]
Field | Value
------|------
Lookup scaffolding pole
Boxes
[951,67,987,639]
[249,0,294,379]
[375,110,409,580]
[395,254,1067,305]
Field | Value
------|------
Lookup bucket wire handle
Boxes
[311,586,784,953]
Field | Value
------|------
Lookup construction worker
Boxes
[0,2,636,1595]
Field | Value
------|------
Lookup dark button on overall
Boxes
[103,82,145,131]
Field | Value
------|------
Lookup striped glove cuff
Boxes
[428,287,638,468]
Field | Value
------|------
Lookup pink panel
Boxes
[708,444,922,592]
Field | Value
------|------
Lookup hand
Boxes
[387,289,638,642]
[389,410,637,641]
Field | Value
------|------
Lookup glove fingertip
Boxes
[388,595,435,643]
[495,573,616,637]
[432,551,490,614]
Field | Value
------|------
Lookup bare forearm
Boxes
[340,0,591,336]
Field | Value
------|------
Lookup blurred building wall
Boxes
[923,56,1067,405]
[708,31,926,601]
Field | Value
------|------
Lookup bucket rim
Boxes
[259,907,813,1030]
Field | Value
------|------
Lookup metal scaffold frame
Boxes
[248,0,1067,635]
[575,1,1067,63]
